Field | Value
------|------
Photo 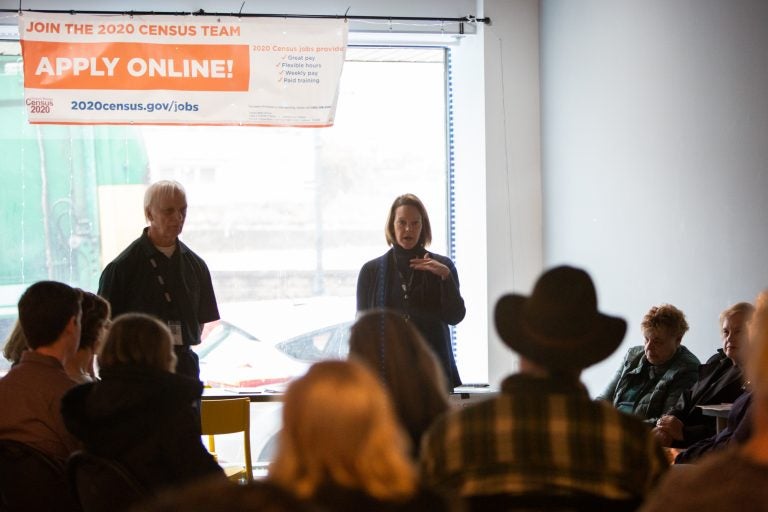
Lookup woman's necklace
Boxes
[391,251,415,299]
[391,252,416,322]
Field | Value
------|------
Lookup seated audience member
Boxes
[268,360,454,512]
[61,313,223,492]
[598,303,700,424]
[348,308,450,456]
[420,266,668,508]
[654,302,754,448]
[65,291,111,384]
[639,291,768,511]
[0,281,82,462]
[2,320,27,366]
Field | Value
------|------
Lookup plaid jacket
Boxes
[420,374,668,500]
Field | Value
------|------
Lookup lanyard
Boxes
[391,251,415,298]
[391,251,415,320]
[148,255,174,306]
[148,253,185,346]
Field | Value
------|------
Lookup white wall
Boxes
[541,0,768,395]
[451,9,490,384]
[482,0,544,386]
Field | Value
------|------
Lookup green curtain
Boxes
[0,55,148,295]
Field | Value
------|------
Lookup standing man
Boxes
[421,266,668,508]
[0,281,82,462]
[98,180,219,382]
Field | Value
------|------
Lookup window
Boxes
[0,45,452,385]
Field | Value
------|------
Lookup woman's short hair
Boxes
[98,313,176,373]
[144,180,186,221]
[348,309,448,448]
[79,292,111,352]
[384,193,432,247]
[641,304,689,340]
[719,302,755,327]
[269,360,416,501]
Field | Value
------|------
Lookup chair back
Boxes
[200,397,253,482]
[67,450,149,512]
[0,439,80,512]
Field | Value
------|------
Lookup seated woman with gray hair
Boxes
[598,304,700,424]
[61,313,223,492]
[653,302,754,448]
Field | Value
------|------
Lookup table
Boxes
[203,387,284,402]
[201,384,498,473]
[698,403,732,433]
[203,385,499,405]
[450,385,498,408]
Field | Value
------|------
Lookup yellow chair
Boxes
[200,398,253,483]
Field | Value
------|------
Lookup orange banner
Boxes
[21,41,250,91]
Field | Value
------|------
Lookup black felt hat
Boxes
[494,266,626,370]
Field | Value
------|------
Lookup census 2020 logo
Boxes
[25,97,53,114]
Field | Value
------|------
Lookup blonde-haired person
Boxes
[64,291,111,384]
[61,313,223,492]
[598,304,700,424]
[2,320,27,366]
[348,308,449,456]
[268,360,455,511]
[640,292,768,511]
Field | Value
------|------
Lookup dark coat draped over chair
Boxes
[61,364,223,493]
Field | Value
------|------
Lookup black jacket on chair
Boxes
[61,364,223,493]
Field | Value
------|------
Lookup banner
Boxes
[19,13,348,126]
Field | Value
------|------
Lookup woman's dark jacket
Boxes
[356,245,466,388]
[666,349,745,447]
[61,364,223,492]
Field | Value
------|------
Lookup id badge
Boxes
[168,321,183,346]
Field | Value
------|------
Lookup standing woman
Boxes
[357,194,466,388]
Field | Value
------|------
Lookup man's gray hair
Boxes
[143,180,186,221]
